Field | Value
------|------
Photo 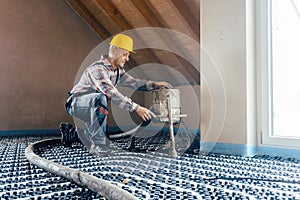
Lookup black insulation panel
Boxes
[0,135,299,199]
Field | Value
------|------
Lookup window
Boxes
[257,0,300,148]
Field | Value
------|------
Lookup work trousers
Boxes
[66,93,109,147]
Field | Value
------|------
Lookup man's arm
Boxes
[136,105,156,121]
[153,81,173,89]
[88,66,139,112]
[119,71,172,90]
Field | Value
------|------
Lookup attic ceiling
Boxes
[66,0,200,86]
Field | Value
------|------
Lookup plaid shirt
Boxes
[70,55,156,112]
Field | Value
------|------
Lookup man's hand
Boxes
[136,106,156,121]
[155,81,172,89]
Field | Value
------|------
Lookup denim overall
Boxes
[65,92,109,147]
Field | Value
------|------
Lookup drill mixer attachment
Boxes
[109,88,188,157]
[151,88,187,157]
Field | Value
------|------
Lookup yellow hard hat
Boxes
[109,34,136,53]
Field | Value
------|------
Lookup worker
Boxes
[60,33,171,155]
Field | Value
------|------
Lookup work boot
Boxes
[89,142,112,155]
[60,122,79,147]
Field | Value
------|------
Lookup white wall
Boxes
[201,0,248,144]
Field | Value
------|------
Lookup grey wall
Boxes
[0,0,100,130]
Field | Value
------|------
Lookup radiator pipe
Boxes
[25,138,138,200]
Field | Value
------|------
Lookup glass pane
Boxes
[271,0,300,138]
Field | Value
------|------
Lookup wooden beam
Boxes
[110,0,195,77]
[85,0,122,34]
[93,0,130,31]
[130,0,164,27]
[65,0,110,39]
[171,0,200,38]
[66,0,200,84]
[147,0,199,42]
[94,0,161,63]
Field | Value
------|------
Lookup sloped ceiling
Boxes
[66,0,200,86]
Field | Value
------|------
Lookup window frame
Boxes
[256,0,300,149]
